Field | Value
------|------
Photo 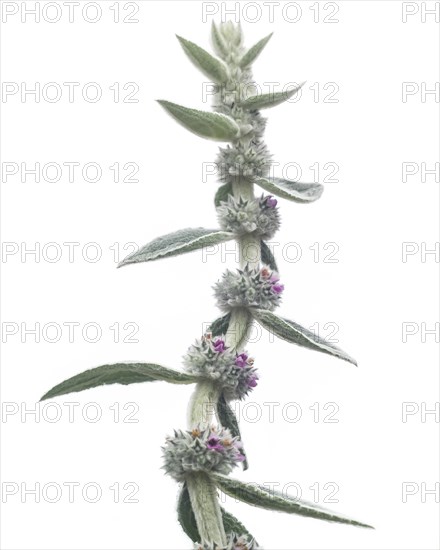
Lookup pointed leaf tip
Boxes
[176,35,229,84]
[240,82,304,110]
[253,310,358,366]
[212,474,372,529]
[118,228,235,267]
[239,33,273,68]
[157,100,240,142]
[40,363,197,401]
[255,177,324,203]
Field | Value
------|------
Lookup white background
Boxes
[1,1,439,549]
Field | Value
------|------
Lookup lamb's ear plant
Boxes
[42,22,373,548]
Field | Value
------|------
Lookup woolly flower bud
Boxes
[218,21,242,47]
[162,426,244,482]
[183,335,258,400]
[213,266,284,313]
[217,194,280,240]
[216,141,272,184]
[194,533,261,550]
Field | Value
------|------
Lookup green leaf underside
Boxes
[212,475,373,529]
[260,240,278,272]
[118,228,234,267]
[255,177,324,203]
[178,483,256,543]
[178,483,200,543]
[218,394,248,470]
[40,363,197,401]
[214,182,233,207]
[221,506,256,541]
[209,313,231,337]
[239,33,272,68]
[177,35,229,84]
[240,83,303,110]
[253,310,357,366]
[157,100,240,142]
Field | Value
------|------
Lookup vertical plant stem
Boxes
[186,472,226,546]
[188,380,221,428]
[225,178,261,349]
[187,383,227,545]
[186,184,260,543]
[185,27,263,546]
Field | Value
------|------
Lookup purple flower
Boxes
[272,283,284,294]
[232,440,245,462]
[265,195,278,208]
[213,338,226,352]
[235,353,248,368]
[206,436,223,451]
[247,374,258,388]
[269,272,280,283]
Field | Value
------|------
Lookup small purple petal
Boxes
[235,453,246,462]
[247,375,258,388]
[265,195,278,208]
[269,272,280,283]
[213,339,226,352]
[272,283,284,294]
[235,353,248,368]
[207,436,223,451]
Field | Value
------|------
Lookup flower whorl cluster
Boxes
[214,266,284,312]
[194,533,261,550]
[183,334,258,400]
[162,426,244,482]
[216,141,272,184]
[211,23,272,184]
[217,194,280,240]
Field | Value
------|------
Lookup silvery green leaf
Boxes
[209,313,231,337]
[176,35,229,83]
[211,21,228,57]
[177,483,200,542]
[118,228,234,267]
[218,393,248,470]
[214,182,233,207]
[239,33,272,68]
[40,363,197,401]
[157,100,240,142]
[255,177,324,203]
[260,240,278,272]
[212,474,372,528]
[253,310,357,366]
[221,507,255,540]
[240,82,304,110]
[177,483,256,543]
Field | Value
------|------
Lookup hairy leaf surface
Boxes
[118,228,234,267]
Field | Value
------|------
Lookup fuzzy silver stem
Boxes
[188,380,221,429]
[223,178,260,352]
[224,306,252,352]
[186,180,261,544]
[232,179,261,271]
[186,473,226,546]
[185,28,262,547]
[187,381,227,545]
